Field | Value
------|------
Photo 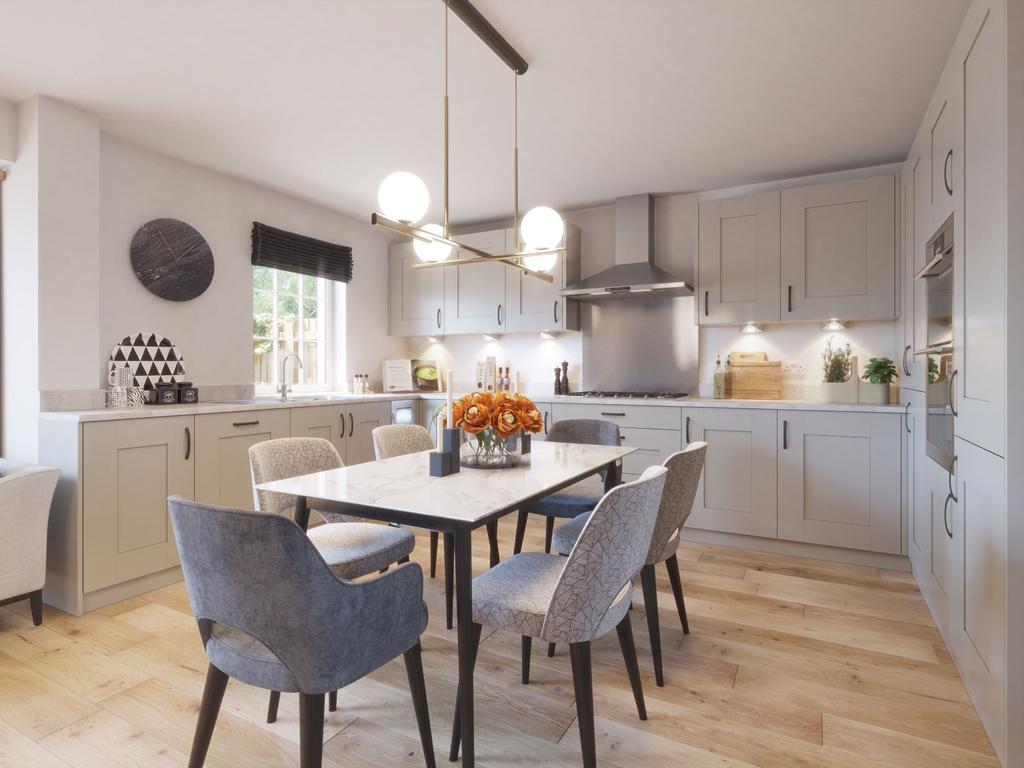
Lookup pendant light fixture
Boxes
[370,0,560,283]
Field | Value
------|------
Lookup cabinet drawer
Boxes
[619,427,682,479]
[551,402,682,431]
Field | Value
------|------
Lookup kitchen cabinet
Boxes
[195,409,290,509]
[684,408,778,539]
[290,404,347,458]
[777,411,901,554]
[781,175,896,321]
[953,1,1006,458]
[444,229,510,334]
[389,242,446,337]
[505,225,581,333]
[618,427,682,481]
[346,401,392,465]
[551,402,682,431]
[82,416,194,593]
[904,389,929,567]
[697,190,781,325]
[900,159,927,390]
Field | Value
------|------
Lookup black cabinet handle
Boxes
[497,304,503,326]
[436,308,442,329]
[232,420,259,428]
[685,415,691,443]
[348,412,354,438]
[948,455,958,502]
[902,345,911,377]
[904,401,911,434]
[944,149,953,196]
[704,290,709,317]
[600,411,626,417]
[787,285,793,313]
[943,493,953,538]
[948,369,958,417]
[543,411,549,435]
[184,426,191,460]
[553,301,559,324]
[782,419,789,449]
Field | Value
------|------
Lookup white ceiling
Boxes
[0,0,968,225]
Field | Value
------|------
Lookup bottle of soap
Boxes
[713,355,725,399]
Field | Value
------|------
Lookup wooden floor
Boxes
[0,518,999,768]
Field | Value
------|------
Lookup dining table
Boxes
[256,438,635,768]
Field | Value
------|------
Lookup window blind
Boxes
[251,222,353,283]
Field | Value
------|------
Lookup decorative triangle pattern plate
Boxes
[107,333,186,390]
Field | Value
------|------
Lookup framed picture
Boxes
[383,359,414,392]
[411,359,441,392]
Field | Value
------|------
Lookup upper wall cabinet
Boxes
[444,229,510,335]
[781,175,896,321]
[389,242,446,337]
[505,224,581,333]
[697,191,780,325]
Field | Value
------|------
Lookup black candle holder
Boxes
[521,432,531,455]
[430,427,463,477]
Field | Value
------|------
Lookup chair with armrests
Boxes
[0,461,60,625]
[511,419,621,555]
[450,465,667,768]
[552,442,707,687]
[250,437,416,721]
[168,496,436,768]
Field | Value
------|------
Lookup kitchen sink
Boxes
[209,395,351,405]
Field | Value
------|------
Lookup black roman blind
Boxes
[251,222,354,283]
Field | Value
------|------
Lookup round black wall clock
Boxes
[130,218,215,301]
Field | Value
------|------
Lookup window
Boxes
[253,266,330,389]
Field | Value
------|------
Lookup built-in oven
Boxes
[914,214,955,471]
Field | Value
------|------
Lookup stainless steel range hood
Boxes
[561,193,691,300]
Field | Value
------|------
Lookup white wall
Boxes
[0,97,15,164]
[99,134,404,391]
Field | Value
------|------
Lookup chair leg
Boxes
[615,613,647,720]
[640,563,665,687]
[266,691,280,724]
[513,509,529,554]
[398,555,410,565]
[443,532,454,630]
[547,642,556,657]
[328,690,337,712]
[188,664,228,768]
[29,590,43,626]
[449,622,482,762]
[665,555,690,635]
[521,636,532,684]
[544,515,554,553]
[486,521,500,567]
[299,693,325,768]
[404,642,437,768]
[569,642,596,768]
[429,531,439,578]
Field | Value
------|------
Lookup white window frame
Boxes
[254,268,332,395]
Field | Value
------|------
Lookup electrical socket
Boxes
[782,361,807,376]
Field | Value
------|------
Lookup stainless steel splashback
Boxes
[581,296,699,393]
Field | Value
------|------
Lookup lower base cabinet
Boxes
[82,416,194,593]
[619,427,682,481]
[777,411,901,554]
[290,404,347,458]
[346,401,392,465]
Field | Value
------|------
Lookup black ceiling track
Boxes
[446,0,528,75]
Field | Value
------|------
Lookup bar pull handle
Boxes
[184,427,191,460]
[948,369,958,417]
[904,401,911,434]
[553,301,559,324]
[348,412,354,438]
[943,493,953,538]
[947,455,958,503]
[902,345,911,377]
[787,285,793,313]
[497,304,503,326]
[704,290,709,317]
[436,308,442,329]
[782,419,789,450]
[944,149,953,196]
[685,415,691,444]
[232,420,259,428]
[543,411,549,435]
[600,412,626,417]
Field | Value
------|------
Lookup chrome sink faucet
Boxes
[278,353,303,400]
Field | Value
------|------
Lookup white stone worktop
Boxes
[41,390,904,422]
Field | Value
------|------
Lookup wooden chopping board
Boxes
[727,351,782,399]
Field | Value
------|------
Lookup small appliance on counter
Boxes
[153,381,199,405]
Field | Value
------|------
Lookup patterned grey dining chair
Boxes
[372,424,501,631]
[250,437,416,721]
[450,465,668,768]
[552,442,707,687]
[168,497,435,768]
[512,419,621,555]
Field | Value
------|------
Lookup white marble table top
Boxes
[256,440,636,526]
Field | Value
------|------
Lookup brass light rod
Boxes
[412,254,555,283]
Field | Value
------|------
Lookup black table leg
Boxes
[604,460,622,492]
[294,495,311,531]
[453,527,475,767]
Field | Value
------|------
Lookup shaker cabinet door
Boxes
[697,191,780,324]
[684,408,778,539]
[83,416,194,593]
[290,404,347,460]
[781,175,896,321]
[389,242,446,337]
[777,411,901,554]
[346,401,392,465]
[444,229,509,334]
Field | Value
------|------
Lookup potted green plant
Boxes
[820,338,857,403]
[859,356,898,404]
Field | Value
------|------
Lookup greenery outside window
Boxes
[253,266,330,391]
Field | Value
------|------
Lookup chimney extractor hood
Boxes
[561,194,691,300]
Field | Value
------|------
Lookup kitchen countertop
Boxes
[42,390,903,423]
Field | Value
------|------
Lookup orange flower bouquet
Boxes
[452,391,544,468]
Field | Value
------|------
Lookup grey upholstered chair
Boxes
[552,442,707,687]
[512,419,621,554]
[168,497,435,768]
[0,461,60,626]
[250,437,416,721]
[451,465,668,768]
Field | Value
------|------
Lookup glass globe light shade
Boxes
[521,250,558,273]
[413,223,452,263]
[520,206,564,251]
[378,171,429,224]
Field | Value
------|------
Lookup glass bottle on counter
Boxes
[713,355,725,399]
